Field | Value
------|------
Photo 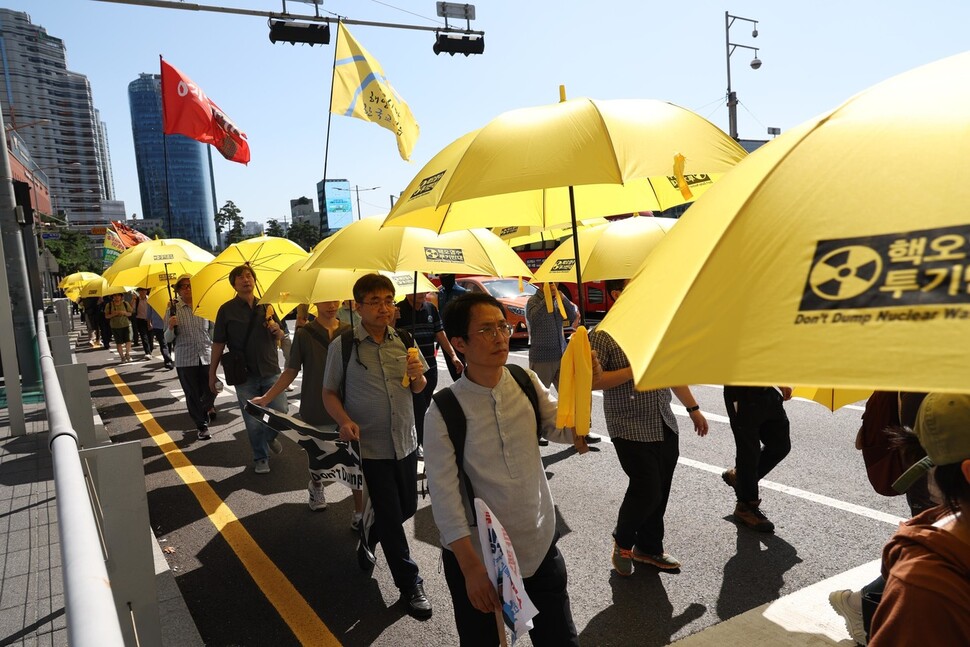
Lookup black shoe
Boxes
[538,437,549,447]
[357,539,376,574]
[401,583,432,619]
[586,434,602,444]
[197,426,211,441]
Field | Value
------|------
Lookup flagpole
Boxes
[320,21,342,241]
[159,56,174,238]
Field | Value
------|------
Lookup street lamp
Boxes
[725,11,761,141]
[333,185,380,221]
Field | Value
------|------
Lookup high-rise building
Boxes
[94,109,115,200]
[316,178,354,235]
[128,73,217,250]
[290,196,320,230]
[0,9,108,221]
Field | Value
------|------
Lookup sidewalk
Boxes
[0,325,203,647]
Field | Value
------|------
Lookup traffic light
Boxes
[268,20,331,46]
[432,33,485,56]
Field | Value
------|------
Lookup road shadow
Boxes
[716,524,802,619]
[581,570,706,646]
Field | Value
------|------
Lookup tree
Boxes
[287,220,322,251]
[45,229,99,275]
[215,200,245,246]
[265,219,285,237]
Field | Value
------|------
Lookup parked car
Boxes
[455,276,535,342]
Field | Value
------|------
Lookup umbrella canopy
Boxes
[190,236,310,321]
[792,387,873,412]
[260,261,437,307]
[303,216,532,278]
[597,51,970,394]
[58,271,100,290]
[64,287,81,303]
[102,239,214,290]
[382,98,745,234]
[78,277,132,299]
[491,219,609,248]
[531,216,678,283]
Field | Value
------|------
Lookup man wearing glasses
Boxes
[322,274,432,619]
[165,274,217,440]
[424,292,590,646]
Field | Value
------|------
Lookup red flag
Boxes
[111,221,151,248]
[160,58,250,165]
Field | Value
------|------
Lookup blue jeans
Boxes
[234,373,287,462]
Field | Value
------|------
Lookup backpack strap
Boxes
[431,387,477,526]
[339,328,355,401]
[507,363,543,441]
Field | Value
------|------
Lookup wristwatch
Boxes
[685,405,700,413]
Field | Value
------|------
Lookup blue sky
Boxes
[11,1,970,225]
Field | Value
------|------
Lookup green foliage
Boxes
[216,200,245,245]
[45,229,99,275]
[265,219,285,237]
[286,220,321,251]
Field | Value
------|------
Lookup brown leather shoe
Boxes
[734,500,774,532]
[721,468,737,489]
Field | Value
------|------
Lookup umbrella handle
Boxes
[494,609,508,647]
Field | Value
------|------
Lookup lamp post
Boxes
[333,185,380,221]
[724,11,761,141]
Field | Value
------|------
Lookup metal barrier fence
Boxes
[36,309,126,647]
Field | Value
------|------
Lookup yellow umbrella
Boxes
[491,219,609,248]
[103,239,214,291]
[303,216,532,278]
[58,271,100,290]
[64,287,81,303]
[261,260,437,307]
[598,51,970,394]
[531,215,678,283]
[78,277,131,299]
[383,98,745,234]
[190,236,310,321]
[792,387,873,412]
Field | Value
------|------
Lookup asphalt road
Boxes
[86,340,908,647]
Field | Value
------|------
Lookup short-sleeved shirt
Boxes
[106,301,132,329]
[166,301,212,368]
[395,300,443,360]
[323,324,428,460]
[589,329,678,443]
[287,320,349,425]
[212,296,282,378]
[437,284,468,318]
[526,290,577,363]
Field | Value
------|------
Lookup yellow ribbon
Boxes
[555,326,592,437]
[673,153,693,200]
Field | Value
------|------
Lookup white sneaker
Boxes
[308,482,327,511]
[829,589,867,645]
[254,459,270,474]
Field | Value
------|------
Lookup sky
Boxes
[10,1,970,226]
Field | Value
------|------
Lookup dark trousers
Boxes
[723,387,791,502]
[412,362,438,446]
[442,540,579,647]
[135,319,151,354]
[177,363,215,431]
[361,452,421,591]
[612,427,680,554]
[861,574,885,639]
[150,329,173,365]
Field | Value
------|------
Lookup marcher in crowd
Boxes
[437,274,467,382]
[396,291,463,456]
[525,282,579,392]
[165,274,217,440]
[868,392,970,646]
[210,265,287,473]
[425,292,586,646]
[591,278,709,575]
[133,287,152,360]
[336,299,361,328]
[722,383,793,532]
[148,302,174,370]
[253,300,364,524]
[322,274,432,619]
[104,291,133,363]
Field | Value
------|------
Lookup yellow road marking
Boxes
[107,368,341,646]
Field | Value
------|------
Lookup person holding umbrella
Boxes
[209,265,288,473]
[104,291,134,363]
[166,274,216,440]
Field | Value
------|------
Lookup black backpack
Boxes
[431,364,542,525]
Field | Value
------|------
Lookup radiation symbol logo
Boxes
[808,246,883,301]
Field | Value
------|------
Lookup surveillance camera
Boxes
[752,28,758,38]
[750,57,762,70]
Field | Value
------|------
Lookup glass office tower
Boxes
[128,73,217,250]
